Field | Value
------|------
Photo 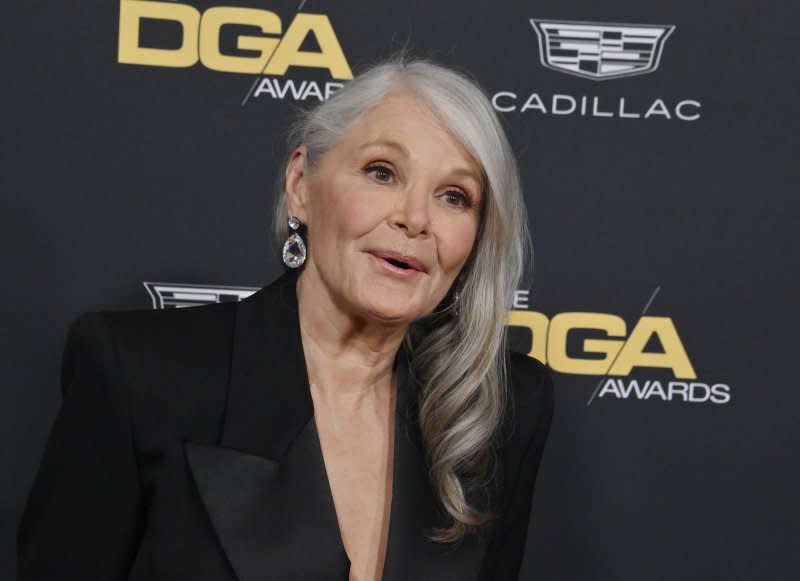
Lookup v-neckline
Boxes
[308,371,399,580]
[294,271,411,579]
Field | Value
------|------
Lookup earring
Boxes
[282,216,307,269]
[451,288,461,317]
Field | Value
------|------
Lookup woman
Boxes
[17,58,554,580]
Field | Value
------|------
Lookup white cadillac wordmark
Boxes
[492,92,701,121]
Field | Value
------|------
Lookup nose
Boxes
[391,183,430,238]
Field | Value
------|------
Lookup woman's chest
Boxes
[314,402,396,581]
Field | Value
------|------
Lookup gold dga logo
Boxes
[507,311,696,379]
[118,0,353,79]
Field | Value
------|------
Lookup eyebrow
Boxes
[447,167,483,191]
[358,139,410,156]
[359,139,483,191]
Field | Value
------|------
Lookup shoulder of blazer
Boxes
[503,351,555,444]
[493,351,555,506]
[63,298,241,440]
[103,299,238,379]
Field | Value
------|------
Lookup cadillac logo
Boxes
[530,19,675,80]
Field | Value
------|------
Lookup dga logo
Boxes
[507,310,694,378]
[507,309,731,405]
[531,19,674,81]
[144,282,257,309]
[118,0,352,102]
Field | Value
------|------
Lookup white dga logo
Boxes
[531,19,675,80]
[144,282,258,309]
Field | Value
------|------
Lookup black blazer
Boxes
[17,270,554,580]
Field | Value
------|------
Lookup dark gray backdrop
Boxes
[4,1,799,579]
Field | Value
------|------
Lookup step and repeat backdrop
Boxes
[4,0,798,578]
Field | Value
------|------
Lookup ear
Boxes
[284,145,310,223]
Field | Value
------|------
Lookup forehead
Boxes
[340,92,481,169]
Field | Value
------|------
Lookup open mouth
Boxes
[369,250,426,274]
[385,258,412,270]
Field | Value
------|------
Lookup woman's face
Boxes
[285,92,483,325]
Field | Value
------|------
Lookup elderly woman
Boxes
[17,58,554,580]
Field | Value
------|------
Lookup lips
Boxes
[369,250,428,273]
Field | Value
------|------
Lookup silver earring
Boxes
[451,288,461,317]
[282,216,307,269]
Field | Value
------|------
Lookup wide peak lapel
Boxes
[184,442,280,580]
[185,421,350,580]
[185,271,349,580]
[222,269,312,458]
[382,345,490,580]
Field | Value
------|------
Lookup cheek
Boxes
[335,191,386,234]
[437,218,479,271]
[309,178,387,244]
[336,171,391,225]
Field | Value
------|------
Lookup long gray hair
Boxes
[272,57,531,543]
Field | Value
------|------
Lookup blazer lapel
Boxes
[382,345,490,581]
[185,270,349,580]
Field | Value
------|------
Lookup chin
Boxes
[359,300,418,326]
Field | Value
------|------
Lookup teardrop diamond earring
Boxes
[282,216,307,269]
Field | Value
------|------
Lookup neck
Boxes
[295,265,407,409]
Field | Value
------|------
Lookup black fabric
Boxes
[17,271,554,580]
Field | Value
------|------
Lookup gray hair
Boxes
[272,57,532,543]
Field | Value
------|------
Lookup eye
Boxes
[442,189,472,208]
[365,163,395,183]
